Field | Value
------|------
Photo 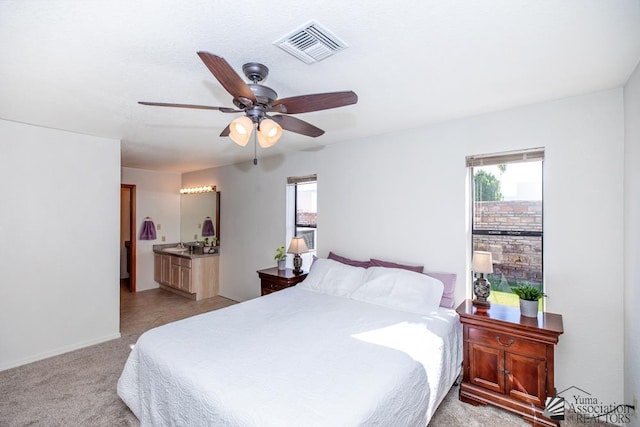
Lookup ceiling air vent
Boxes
[274,20,348,64]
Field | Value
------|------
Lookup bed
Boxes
[117,258,462,426]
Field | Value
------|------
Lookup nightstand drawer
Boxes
[257,267,308,296]
[468,327,546,358]
[263,280,287,293]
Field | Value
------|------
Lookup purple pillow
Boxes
[425,272,457,308]
[328,251,371,268]
[369,258,424,274]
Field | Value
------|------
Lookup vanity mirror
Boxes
[180,190,220,245]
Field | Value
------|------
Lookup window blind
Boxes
[466,148,544,167]
[287,174,317,185]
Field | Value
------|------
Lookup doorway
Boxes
[120,184,136,292]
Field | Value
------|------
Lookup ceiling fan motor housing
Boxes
[248,84,277,107]
[244,105,268,123]
[242,62,269,83]
[232,84,278,119]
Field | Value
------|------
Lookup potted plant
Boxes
[274,246,287,270]
[511,285,545,317]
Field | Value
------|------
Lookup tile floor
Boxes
[119,280,238,336]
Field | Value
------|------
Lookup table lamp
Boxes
[287,237,309,274]
[472,250,494,309]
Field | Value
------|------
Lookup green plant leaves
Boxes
[510,285,544,301]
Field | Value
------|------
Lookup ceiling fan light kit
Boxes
[257,119,282,148]
[229,116,253,147]
[139,52,357,164]
[230,116,282,148]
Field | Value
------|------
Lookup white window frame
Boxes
[286,174,317,270]
[467,148,545,305]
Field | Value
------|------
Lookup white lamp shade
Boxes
[229,116,253,146]
[256,132,272,148]
[287,237,309,254]
[257,118,282,148]
[472,251,494,274]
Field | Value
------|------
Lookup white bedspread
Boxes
[117,287,462,426]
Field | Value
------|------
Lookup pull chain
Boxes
[253,123,258,165]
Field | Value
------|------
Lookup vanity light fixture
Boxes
[180,185,216,195]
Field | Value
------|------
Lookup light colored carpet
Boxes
[0,339,523,427]
[0,333,139,426]
[0,285,611,426]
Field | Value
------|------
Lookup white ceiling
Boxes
[1,1,639,173]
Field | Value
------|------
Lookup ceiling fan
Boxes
[139,52,358,162]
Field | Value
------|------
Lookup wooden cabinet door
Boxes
[180,267,192,293]
[170,262,181,289]
[160,254,171,285]
[469,342,504,394]
[154,253,161,283]
[505,352,546,406]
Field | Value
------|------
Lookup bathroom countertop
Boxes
[153,243,220,259]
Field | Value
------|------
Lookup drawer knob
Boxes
[496,336,514,347]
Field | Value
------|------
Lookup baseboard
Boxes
[0,332,122,372]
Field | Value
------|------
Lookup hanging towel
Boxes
[140,217,157,240]
[202,216,215,237]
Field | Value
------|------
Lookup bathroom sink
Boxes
[163,246,188,252]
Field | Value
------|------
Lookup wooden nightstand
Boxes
[257,267,308,296]
[456,300,564,426]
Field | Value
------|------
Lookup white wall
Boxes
[624,59,640,425]
[184,89,626,406]
[121,167,181,292]
[0,120,120,370]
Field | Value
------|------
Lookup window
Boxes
[286,175,317,268]
[467,149,544,307]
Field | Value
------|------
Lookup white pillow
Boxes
[350,266,444,315]
[298,258,367,297]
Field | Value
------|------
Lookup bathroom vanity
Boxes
[153,245,219,300]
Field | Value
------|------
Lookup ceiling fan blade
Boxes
[138,101,241,113]
[270,115,324,137]
[271,91,357,114]
[220,125,231,137]
[196,52,256,104]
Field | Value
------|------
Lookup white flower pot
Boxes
[519,299,539,317]
[277,260,286,270]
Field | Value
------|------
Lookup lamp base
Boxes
[292,254,303,275]
[472,276,491,310]
[471,299,491,313]
[472,298,491,309]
